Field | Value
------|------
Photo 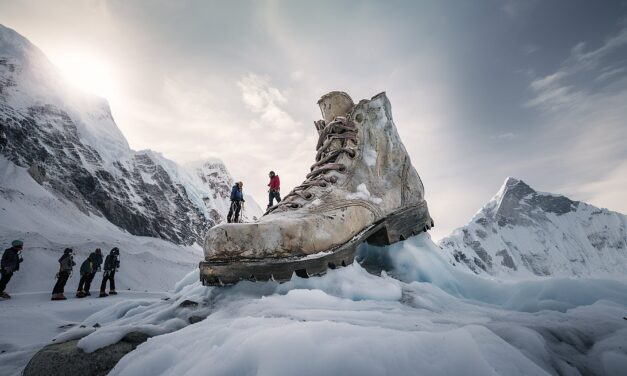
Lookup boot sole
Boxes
[199,201,433,286]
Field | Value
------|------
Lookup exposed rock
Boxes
[496,249,517,270]
[188,316,204,324]
[178,299,199,308]
[23,332,150,376]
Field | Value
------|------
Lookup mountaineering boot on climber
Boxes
[200,91,433,285]
[267,171,281,209]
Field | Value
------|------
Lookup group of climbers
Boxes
[1,241,121,301]
[2,171,281,298]
[227,170,281,223]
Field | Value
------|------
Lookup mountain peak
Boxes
[497,177,534,200]
[484,177,579,228]
[440,178,626,278]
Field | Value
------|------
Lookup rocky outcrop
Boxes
[23,332,150,376]
[0,24,261,245]
[439,177,627,278]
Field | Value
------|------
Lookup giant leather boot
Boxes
[200,91,433,285]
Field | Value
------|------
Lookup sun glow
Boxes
[50,50,117,100]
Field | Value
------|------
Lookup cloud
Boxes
[237,73,300,132]
[526,25,627,111]
[521,21,627,214]
[595,67,626,82]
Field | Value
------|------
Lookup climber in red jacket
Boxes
[267,171,281,209]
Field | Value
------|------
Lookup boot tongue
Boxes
[318,91,354,124]
[314,91,357,162]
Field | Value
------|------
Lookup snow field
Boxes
[0,156,203,293]
[62,234,627,376]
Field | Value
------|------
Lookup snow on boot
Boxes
[76,291,86,298]
[201,91,433,285]
[99,292,108,298]
[1,292,11,299]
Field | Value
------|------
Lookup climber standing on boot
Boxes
[227,181,245,223]
[99,247,120,297]
[76,248,102,298]
[267,171,281,209]
[52,248,75,301]
[1,240,24,300]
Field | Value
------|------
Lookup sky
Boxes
[1,0,626,241]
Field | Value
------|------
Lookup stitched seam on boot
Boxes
[309,199,383,218]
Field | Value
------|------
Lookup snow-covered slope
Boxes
[439,177,627,279]
[0,155,202,293]
[0,24,261,245]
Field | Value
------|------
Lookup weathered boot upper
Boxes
[204,91,427,261]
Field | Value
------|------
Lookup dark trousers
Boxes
[0,271,13,292]
[52,271,70,295]
[78,272,96,292]
[227,201,242,223]
[268,190,281,207]
[100,271,116,292]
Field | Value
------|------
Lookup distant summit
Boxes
[439,178,627,278]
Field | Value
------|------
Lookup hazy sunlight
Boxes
[50,50,116,100]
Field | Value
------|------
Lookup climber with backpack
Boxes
[227,181,245,223]
[99,247,120,297]
[52,248,75,301]
[76,248,103,298]
[1,240,24,300]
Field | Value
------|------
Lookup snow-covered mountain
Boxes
[439,177,627,279]
[189,159,262,223]
[0,24,261,247]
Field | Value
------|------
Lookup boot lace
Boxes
[267,116,357,212]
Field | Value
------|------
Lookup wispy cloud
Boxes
[522,22,627,214]
[526,25,627,111]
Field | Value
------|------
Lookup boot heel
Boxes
[366,203,433,246]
